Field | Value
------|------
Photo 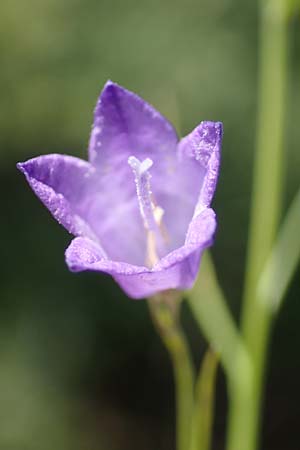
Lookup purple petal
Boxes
[152,121,222,251]
[17,154,99,239]
[89,81,178,168]
[86,81,184,262]
[177,121,222,209]
[65,208,216,299]
[88,82,178,230]
[88,83,222,261]
[156,208,217,269]
[17,154,147,265]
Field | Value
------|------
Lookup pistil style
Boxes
[128,156,165,267]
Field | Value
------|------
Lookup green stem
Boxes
[226,2,289,450]
[148,292,195,450]
[190,350,219,450]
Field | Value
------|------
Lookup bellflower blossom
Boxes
[17,81,222,299]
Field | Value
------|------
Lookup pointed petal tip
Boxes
[216,121,223,138]
[16,161,24,172]
[16,155,52,178]
[216,121,223,134]
[102,79,123,95]
[96,80,126,110]
[16,160,30,177]
[200,120,223,138]
[198,121,223,155]
[103,79,115,88]
[100,80,140,103]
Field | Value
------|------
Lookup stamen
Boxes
[128,156,165,267]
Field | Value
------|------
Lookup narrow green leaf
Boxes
[187,252,248,378]
[257,187,300,313]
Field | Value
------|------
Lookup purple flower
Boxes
[17,81,222,299]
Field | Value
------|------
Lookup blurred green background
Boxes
[0,0,299,449]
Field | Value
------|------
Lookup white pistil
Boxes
[128,156,166,267]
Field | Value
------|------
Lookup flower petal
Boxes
[65,208,216,299]
[88,81,178,168]
[153,121,222,251]
[17,154,146,264]
[17,154,99,239]
[160,121,221,248]
[177,121,222,210]
[156,208,217,270]
[87,81,181,262]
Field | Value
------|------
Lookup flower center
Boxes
[128,156,167,267]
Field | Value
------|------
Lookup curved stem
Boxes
[148,292,195,450]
